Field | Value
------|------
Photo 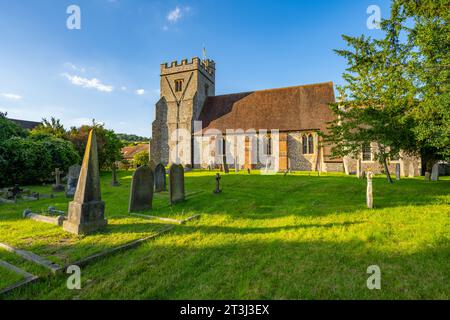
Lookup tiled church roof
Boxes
[8,118,42,130]
[197,81,336,133]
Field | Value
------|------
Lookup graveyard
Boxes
[0,166,448,299]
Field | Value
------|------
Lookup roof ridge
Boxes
[210,81,334,98]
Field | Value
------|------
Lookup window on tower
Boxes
[175,79,183,92]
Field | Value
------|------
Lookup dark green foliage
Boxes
[0,112,27,140]
[116,133,149,144]
[0,136,79,187]
[0,116,79,187]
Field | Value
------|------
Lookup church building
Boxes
[150,57,420,176]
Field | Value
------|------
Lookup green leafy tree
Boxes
[0,112,27,140]
[324,0,449,182]
[68,120,123,169]
[133,150,149,167]
[30,117,67,139]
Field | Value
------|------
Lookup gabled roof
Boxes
[8,118,42,130]
[121,144,149,160]
[197,82,336,133]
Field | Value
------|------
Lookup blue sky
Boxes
[0,0,390,137]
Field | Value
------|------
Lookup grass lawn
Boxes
[0,170,449,299]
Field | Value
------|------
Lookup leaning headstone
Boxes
[63,130,107,235]
[128,165,154,212]
[395,163,401,180]
[111,163,120,186]
[431,163,439,181]
[366,171,374,209]
[214,173,222,194]
[154,163,166,192]
[52,168,65,192]
[66,164,81,198]
[169,164,185,204]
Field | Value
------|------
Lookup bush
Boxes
[0,135,79,187]
[133,150,149,167]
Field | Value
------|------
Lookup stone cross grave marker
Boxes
[214,173,222,194]
[395,163,401,181]
[128,165,154,212]
[154,163,166,192]
[431,163,439,181]
[63,129,107,235]
[169,164,185,204]
[52,168,65,192]
[366,171,374,209]
[66,164,81,198]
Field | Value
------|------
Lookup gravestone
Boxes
[431,163,439,181]
[111,163,120,186]
[223,163,229,174]
[8,185,23,200]
[66,164,81,198]
[154,163,166,192]
[52,168,65,192]
[128,165,154,212]
[247,168,251,174]
[366,171,374,209]
[169,164,185,204]
[395,163,401,180]
[214,173,222,194]
[63,130,107,235]
[424,172,431,180]
[408,163,415,177]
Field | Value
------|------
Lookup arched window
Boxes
[263,135,272,155]
[302,135,308,154]
[308,134,314,154]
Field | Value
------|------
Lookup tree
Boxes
[0,112,27,140]
[399,0,450,173]
[323,5,414,183]
[133,150,149,167]
[68,120,123,169]
[30,117,67,139]
[323,0,449,182]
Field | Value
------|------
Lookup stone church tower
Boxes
[151,57,215,166]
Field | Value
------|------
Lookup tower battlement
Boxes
[160,57,215,79]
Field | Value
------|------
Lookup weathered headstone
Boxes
[395,163,401,180]
[247,168,251,174]
[366,171,374,209]
[66,164,81,198]
[52,168,65,192]
[224,163,229,174]
[8,185,23,200]
[111,163,120,186]
[408,163,415,177]
[431,163,439,181]
[424,172,431,180]
[169,164,185,204]
[214,173,222,194]
[24,209,65,226]
[128,165,154,212]
[63,130,107,235]
[154,163,166,192]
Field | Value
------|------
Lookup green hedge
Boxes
[0,135,79,187]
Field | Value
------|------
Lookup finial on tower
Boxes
[202,45,207,61]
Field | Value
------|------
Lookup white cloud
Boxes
[121,86,127,91]
[0,93,22,100]
[167,6,182,23]
[62,73,114,93]
[136,89,146,95]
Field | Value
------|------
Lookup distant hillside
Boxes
[117,133,150,143]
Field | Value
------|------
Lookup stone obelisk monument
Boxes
[63,129,107,235]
